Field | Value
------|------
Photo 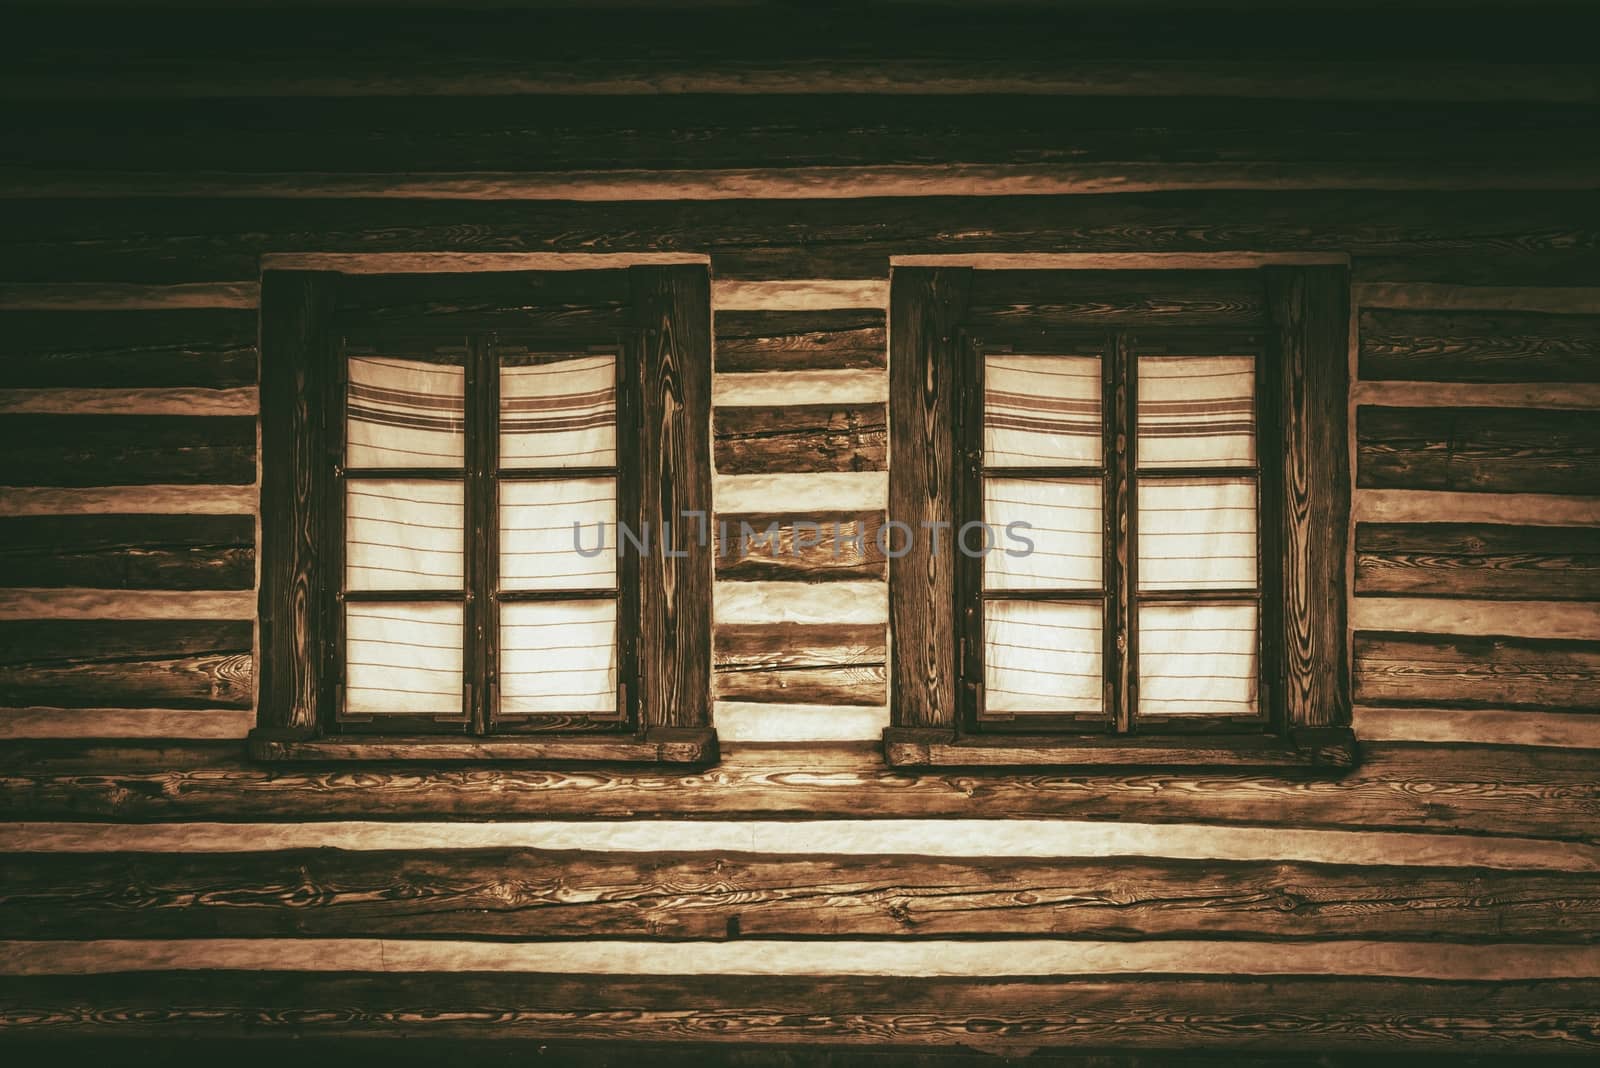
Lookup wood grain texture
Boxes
[0,485,259,517]
[0,515,253,590]
[256,271,335,736]
[714,512,885,582]
[714,622,886,706]
[9,742,1592,841]
[1356,523,1600,600]
[1355,632,1600,711]
[0,620,252,710]
[0,415,255,487]
[0,282,259,311]
[1357,406,1600,494]
[712,370,886,407]
[0,707,254,740]
[1355,283,1600,314]
[2,971,1598,1052]
[713,404,887,473]
[1268,265,1352,730]
[633,265,713,731]
[715,472,887,513]
[4,848,1597,943]
[1359,308,1600,382]
[336,268,632,336]
[1354,488,1600,527]
[0,589,254,621]
[713,702,886,742]
[715,309,886,372]
[0,309,257,388]
[888,268,969,731]
[965,268,1267,333]
[1354,706,1600,749]
[715,581,886,626]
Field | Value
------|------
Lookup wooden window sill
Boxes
[247,726,718,765]
[882,727,1358,771]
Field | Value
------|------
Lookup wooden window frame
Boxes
[885,265,1357,770]
[253,266,717,764]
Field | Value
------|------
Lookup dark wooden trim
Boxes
[246,727,717,765]
[713,403,887,474]
[5,741,1597,839]
[256,271,338,737]
[0,415,255,487]
[883,727,1357,770]
[0,620,252,711]
[0,308,257,388]
[713,622,886,706]
[5,846,1592,942]
[714,309,886,373]
[1357,406,1600,495]
[632,265,714,732]
[0,515,253,591]
[1358,307,1600,383]
[4,971,1598,1053]
[1266,265,1352,730]
[887,267,971,730]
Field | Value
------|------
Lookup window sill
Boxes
[882,727,1358,771]
[247,726,719,765]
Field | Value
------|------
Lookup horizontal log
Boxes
[0,589,255,621]
[0,485,257,517]
[0,707,253,740]
[1349,381,1600,409]
[5,742,1599,842]
[714,309,886,373]
[712,278,888,310]
[964,268,1267,331]
[715,581,887,625]
[714,512,885,582]
[1353,706,1600,749]
[0,515,255,590]
[715,471,887,513]
[1355,283,1600,314]
[3,971,1598,1052]
[0,282,258,311]
[1350,598,1600,641]
[1355,523,1600,600]
[0,387,258,417]
[1354,632,1600,711]
[712,701,886,743]
[712,370,885,407]
[0,620,252,709]
[714,403,886,473]
[1359,308,1600,382]
[0,415,256,487]
[1354,489,1600,526]
[1356,406,1600,495]
[5,193,1598,286]
[0,309,257,388]
[4,848,1595,943]
[714,622,886,706]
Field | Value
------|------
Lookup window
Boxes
[253,267,716,763]
[885,266,1355,769]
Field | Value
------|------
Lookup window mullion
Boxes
[1107,330,1136,734]
[466,333,497,734]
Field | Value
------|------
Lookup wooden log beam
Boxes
[0,310,257,388]
[1359,308,1600,382]
[713,404,887,473]
[714,309,886,373]
[714,622,886,706]
[1355,523,1600,600]
[0,415,256,487]
[1354,632,1600,712]
[1356,406,1600,495]
[714,512,886,582]
[0,515,254,591]
[0,621,252,710]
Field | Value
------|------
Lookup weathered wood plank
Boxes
[1355,283,1600,314]
[6,742,1594,842]
[2,971,1598,1053]
[1356,406,1600,495]
[714,512,885,582]
[712,370,885,407]
[1359,308,1600,382]
[3,849,1596,943]
[965,268,1266,332]
[0,415,256,487]
[337,268,632,336]
[0,620,252,710]
[0,707,253,740]
[1355,489,1600,527]
[1353,706,1600,749]
[1355,523,1600,600]
[714,309,885,373]
[0,589,255,621]
[1354,632,1600,711]
[0,309,257,388]
[713,404,886,473]
[0,282,259,311]
[0,515,254,590]
[0,387,258,417]
[1351,598,1600,641]
[714,622,885,706]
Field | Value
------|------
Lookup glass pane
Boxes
[983,477,1101,591]
[500,600,618,717]
[345,602,464,718]
[499,477,617,591]
[346,351,465,469]
[1138,477,1257,591]
[1137,354,1255,469]
[984,353,1101,468]
[983,599,1102,716]
[500,353,617,469]
[345,479,464,591]
[1139,601,1259,716]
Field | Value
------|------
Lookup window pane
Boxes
[499,477,617,591]
[1136,354,1255,469]
[1138,477,1256,591]
[345,479,464,591]
[500,353,617,469]
[345,602,464,718]
[500,600,618,717]
[1139,601,1258,716]
[984,353,1101,468]
[983,477,1101,591]
[984,599,1102,716]
[346,352,465,469]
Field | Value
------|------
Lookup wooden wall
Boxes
[2,4,1600,1057]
